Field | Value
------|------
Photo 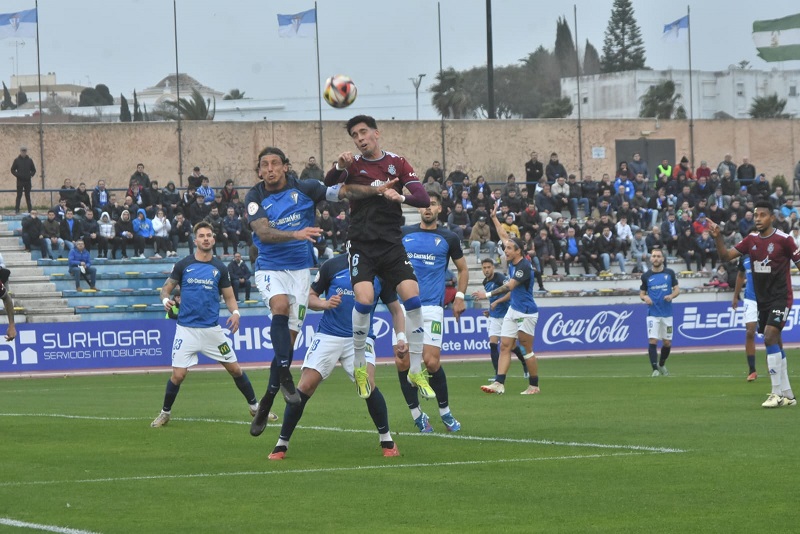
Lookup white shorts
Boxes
[500,308,539,339]
[488,316,503,339]
[255,269,311,332]
[646,316,673,341]
[743,298,757,325]
[171,324,237,368]
[393,305,445,348]
[302,332,376,381]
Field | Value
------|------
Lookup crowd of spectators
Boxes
[421,152,800,279]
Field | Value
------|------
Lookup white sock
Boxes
[406,306,423,374]
[439,406,451,417]
[780,353,794,398]
[767,349,783,395]
[276,438,289,448]
[410,407,422,420]
[379,431,393,443]
[352,307,370,368]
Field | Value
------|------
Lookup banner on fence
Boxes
[2,301,797,374]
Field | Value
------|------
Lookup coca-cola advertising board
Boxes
[0,301,794,374]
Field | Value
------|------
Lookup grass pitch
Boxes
[1,353,798,533]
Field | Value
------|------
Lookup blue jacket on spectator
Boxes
[196,185,215,205]
[68,247,92,268]
[133,209,155,238]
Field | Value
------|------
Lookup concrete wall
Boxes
[1,118,799,208]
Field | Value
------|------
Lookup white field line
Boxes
[0,517,99,534]
[0,413,686,454]
[0,451,660,488]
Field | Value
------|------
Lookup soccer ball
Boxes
[323,75,357,109]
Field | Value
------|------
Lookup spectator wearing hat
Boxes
[735,185,752,207]
[11,146,36,214]
[469,216,496,263]
[748,173,770,202]
[692,212,710,235]
[672,156,694,181]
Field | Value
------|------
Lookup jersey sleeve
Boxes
[169,258,185,283]
[513,262,531,285]
[218,264,232,289]
[399,158,420,187]
[787,234,800,263]
[733,234,751,256]
[446,232,464,261]
[669,269,678,288]
[244,186,267,225]
[310,261,333,296]
[640,273,648,292]
[299,178,340,204]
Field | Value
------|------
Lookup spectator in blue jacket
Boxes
[68,239,96,291]
[132,208,154,259]
[196,177,216,205]
[222,206,244,255]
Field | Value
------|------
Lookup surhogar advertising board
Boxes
[1,301,798,374]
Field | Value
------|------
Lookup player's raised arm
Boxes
[489,204,510,243]
[250,217,321,244]
[708,220,741,262]
[338,178,400,201]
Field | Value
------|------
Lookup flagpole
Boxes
[687,5,695,171]
[574,4,584,181]
[314,2,323,166]
[34,0,44,188]
[438,2,446,173]
[173,0,184,187]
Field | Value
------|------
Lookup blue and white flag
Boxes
[0,8,37,40]
[277,8,316,38]
[663,15,689,41]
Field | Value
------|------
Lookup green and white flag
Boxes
[753,13,800,62]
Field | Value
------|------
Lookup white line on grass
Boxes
[0,413,686,454]
[0,451,658,488]
[0,517,99,534]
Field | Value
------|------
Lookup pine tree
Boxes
[554,16,579,78]
[133,90,143,122]
[119,94,132,122]
[583,40,602,76]
[601,0,647,73]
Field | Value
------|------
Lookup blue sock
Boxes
[659,346,671,366]
[529,374,539,387]
[278,390,310,442]
[397,369,420,409]
[490,343,499,373]
[162,378,181,412]
[429,367,448,409]
[271,315,291,368]
[496,373,506,385]
[266,357,281,395]
[648,343,658,369]
[512,345,527,373]
[747,355,756,373]
[233,372,257,405]
[365,387,390,435]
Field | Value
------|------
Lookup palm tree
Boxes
[749,94,790,119]
[639,80,679,119]
[223,89,246,100]
[430,68,474,119]
[157,88,216,120]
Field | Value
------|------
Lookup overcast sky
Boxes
[5,0,800,102]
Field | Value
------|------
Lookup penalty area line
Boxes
[0,413,687,454]
[0,451,660,488]
[0,517,100,534]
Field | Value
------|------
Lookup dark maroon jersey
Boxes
[326,151,420,245]
[734,229,800,307]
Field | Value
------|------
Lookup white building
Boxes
[1,72,439,122]
[561,68,800,119]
